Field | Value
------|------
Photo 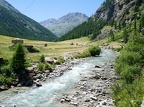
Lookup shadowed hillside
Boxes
[0,0,57,41]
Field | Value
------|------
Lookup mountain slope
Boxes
[58,0,144,41]
[0,0,57,41]
[40,12,89,37]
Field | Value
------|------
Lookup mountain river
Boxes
[0,49,117,107]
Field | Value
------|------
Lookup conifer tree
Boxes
[140,14,144,29]
[110,30,114,41]
[11,43,26,73]
[118,22,121,30]
[123,28,129,43]
[134,19,137,36]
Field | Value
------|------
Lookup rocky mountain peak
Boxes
[58,12,88,23]
[40,12,89,37]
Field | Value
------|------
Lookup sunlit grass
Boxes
[0,35,121,62]
[0,36,91,61]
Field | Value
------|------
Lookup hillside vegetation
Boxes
[0,0,57,41]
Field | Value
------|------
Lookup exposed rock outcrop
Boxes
[94,0,144,23]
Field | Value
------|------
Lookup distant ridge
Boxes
[0,0,57,41]
[40,12,89,37]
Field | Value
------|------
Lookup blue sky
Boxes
[6,0,105,22]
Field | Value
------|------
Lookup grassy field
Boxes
[0,35,122,62]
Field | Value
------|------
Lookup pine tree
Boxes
[114,21,117,29]
[140,14,144,28]
[110,30,115,41]
[123,29,129,43]
[118,22,121,30]
[11,43,26,73]
[134,19,137,36]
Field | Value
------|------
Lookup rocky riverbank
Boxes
[0,49,118,107]
[0,58,86,102]
[28,58,85,87]
[57,61,118,107]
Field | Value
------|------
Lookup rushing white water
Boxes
[0,49,117,107]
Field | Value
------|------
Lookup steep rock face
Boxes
[0,0,57,41]
[40,12,89,37]
[94,5,109,21]
[94,0,144,23]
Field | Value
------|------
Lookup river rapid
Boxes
[0,49,117,107]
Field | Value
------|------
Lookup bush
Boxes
[38,63,45,72]
[113,35,144,106]
[88,46,101,56]
[0,75,6,85]
[0,65,14,77]
[112,78,144,107]
[45,63,53,72]
[117,51,142,66]
[74,51,90,59]
[39,55,45,63]
[38,63,53,72]
[56,56,65,65]
[0,75,13,86]
[120,65,141,83]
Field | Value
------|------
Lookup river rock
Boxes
[95,65,101,68]
[25,79,33,86]
[94,74,101,79]
[36,82,42,87]
[36,74,43,79]
[84,97,91,102]
[100,100,107,106]
[45,57,54,64]
[101,77,108,80]
[58,61,117,107]
[0,85,8,91]
[70,101,78,106]
[60,98,65,103]
[65,98,71,102]
[91,96,98,101]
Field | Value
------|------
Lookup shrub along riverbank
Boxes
[112,35,144,107]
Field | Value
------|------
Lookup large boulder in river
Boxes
[17,69,33,87]
[25,75,33,86]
